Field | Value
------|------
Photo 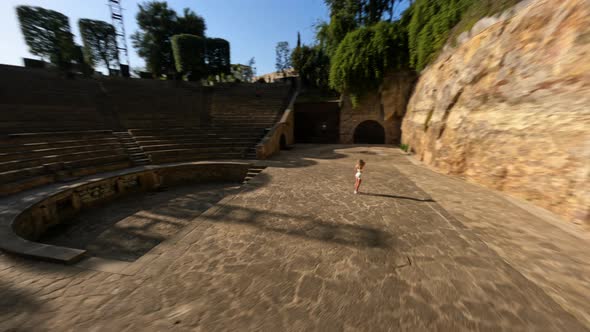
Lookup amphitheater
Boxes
[1,64,589,331]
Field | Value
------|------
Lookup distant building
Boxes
[254,68,297,83]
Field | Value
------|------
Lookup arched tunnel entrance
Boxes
[353,120,385,144]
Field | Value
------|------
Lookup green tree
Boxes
[78,19,119,74]
[247,57,256,81]
[230,63,256,82]
[275,41,291,76]
[324,0,398,26]
[175,8,206,36]
[132,1,206,77]
[292,44,330,90]
[16,6,76,70]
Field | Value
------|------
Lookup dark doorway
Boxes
[354,120,385,144]
[294,101,340,143]
[279,134,287,149]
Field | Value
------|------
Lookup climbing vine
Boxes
[328,21,409,104]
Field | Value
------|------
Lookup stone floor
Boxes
[1,145,589,331]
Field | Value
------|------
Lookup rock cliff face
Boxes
[401,0,590,224]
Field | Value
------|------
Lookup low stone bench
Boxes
[0,161,250,263]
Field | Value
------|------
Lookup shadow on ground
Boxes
[264,145,348,168]
[0,260,45,331]
[206,203,392,249]
[359,192,435,202]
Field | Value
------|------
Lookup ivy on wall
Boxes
[328,20,410,105]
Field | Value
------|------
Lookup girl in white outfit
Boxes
[354,159,365,194]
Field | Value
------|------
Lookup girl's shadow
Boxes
[359,192,435,202]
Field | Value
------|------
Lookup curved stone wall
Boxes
[0,162,250,263]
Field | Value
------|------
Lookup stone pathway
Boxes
[391,150,590,328]
[1,145,588,331]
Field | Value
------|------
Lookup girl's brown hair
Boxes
[356,159,365,168]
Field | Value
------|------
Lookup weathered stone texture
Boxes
[402,0,590,224]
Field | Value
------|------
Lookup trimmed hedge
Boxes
[171,34,206,80]
[205,38,230,76]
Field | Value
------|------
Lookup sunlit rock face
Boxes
[402,0,590,224]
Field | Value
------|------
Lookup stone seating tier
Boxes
[0,131,132,196]
[129,127,265,163]
[0,66,295,194]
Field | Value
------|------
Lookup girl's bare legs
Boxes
[354,179,362,193]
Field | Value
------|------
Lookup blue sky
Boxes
[0,0,330,75]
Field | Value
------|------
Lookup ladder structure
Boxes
[108,0,130,67]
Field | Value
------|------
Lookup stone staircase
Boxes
[113,131,151,166]
[242,165,267,184]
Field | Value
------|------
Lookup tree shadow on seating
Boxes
[359,192,435,202]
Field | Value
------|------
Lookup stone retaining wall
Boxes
[4,162,249,262]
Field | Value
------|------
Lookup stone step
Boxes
[0,174,55,196]
[129,129,264,136]
[242,166,267,183]
[0,130,115,144]
[146,146,248,156]
[0,152,128,173]
[0,153,130,184]
[149,152,245,164]
[139,141,257,151]
[62,154,130,170]
[0,139,121,153]
[0,147,127,163]
[0,142,123,156]
[0,165,46,184]
[133,135,261,143]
